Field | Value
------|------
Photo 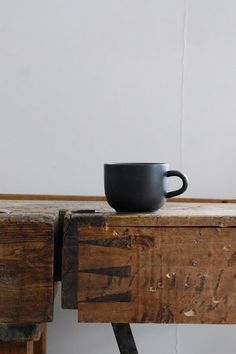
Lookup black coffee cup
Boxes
[104,163,188,212]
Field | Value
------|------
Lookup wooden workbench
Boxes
[1,195,236,353]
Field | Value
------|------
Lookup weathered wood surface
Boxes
[0,324,43,342]
[61,215,78,309]
[2,196,236,325]
[0,341,33,354]
[0,194,106,201]
[0,193,236,204]
[33,325,46,354]
[62,211,236,324]
[0,212,56,323]
[0,200,111,216]
[105,203,236,227]
[0,198,110,324]
[2,199,236,227]
[0,197,111,323]
[0,324,46,354]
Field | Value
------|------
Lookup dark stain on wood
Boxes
[170,273,176,288]
[78,236,131,249]
[184,273,191,290]
[156,306,174,323]
[0,324,40,342]
[220,311,229,323]
[207,303,218,312]
[72,209,96,214]
[0,214,55,323]
[195,274,207,294]
[134,236,155,248]
[228,252,236,266]
[141,312,148,322]
[62,215,78,309]
[74,214,106,227]
[79,266,131,278]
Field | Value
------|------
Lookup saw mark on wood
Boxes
[80,291,132,303]
[214,269,224,296]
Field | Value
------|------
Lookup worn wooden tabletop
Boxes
[1,196,236,325]
[1,198,236,226]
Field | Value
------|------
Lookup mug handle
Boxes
[165,170,188,198]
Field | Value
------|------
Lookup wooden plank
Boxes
[73,222,236,323]
[0,325,46,354]
[0,213,56,323]
[0,324,42,342]
[34,325,46,354]
[2,199,236,227]
[0,194,236,204]
[2,200,235,227]
[2,196,236,324]
[105,203,236,227]
[170,198,236,203]
[61,214,78,309]
[0,200,111,215]
[0,194,105,201]
[0,341,31,354]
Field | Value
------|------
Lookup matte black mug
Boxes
[104,163,188,212]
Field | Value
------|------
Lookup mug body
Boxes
[104,163,169,212]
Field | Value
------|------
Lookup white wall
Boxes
[1,0,236,353]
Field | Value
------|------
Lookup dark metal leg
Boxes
[112,323,138,354]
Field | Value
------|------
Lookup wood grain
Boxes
[0,194,236,203]
[0,324,46,354]
[33,325,46,354]
[2,198,236,227]
[2,196,236,325]
[0,213,56,323]
[0,341,32,354]
[61,214,79,308]
[62,211,236,323]
[0,324,43,342]
[0,194,105,201]
[104,203,236,227]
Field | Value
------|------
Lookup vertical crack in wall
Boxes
[180,0,188,171]
[175,324,179,354]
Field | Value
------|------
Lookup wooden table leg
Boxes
[112,323,138,354]
[0,341,33,354]
[0,324,47,354]
[34,325,46,354]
